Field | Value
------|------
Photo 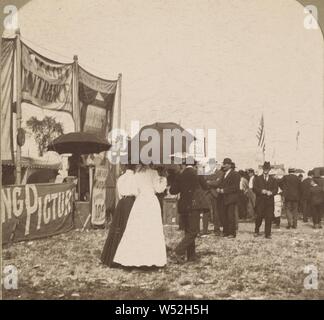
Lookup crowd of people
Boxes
[201,160,324,238]
[100,157,324,268]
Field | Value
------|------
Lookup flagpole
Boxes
[15,29,22,185]
[295,120,300,168]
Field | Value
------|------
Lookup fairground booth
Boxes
[1,31,120,245]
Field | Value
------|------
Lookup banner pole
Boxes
[0,33,3,301]
[72,56,81,199]
[15,29,22,185]
[114,73,122,208]
[116,73,122,177]
[73,55,80,132]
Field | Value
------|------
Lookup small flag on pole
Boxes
[256,114,265,154]
[296,121,300,151]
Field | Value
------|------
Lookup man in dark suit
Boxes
[279,168,302,229]
[300,170,314,223]
[216,158,240,238]
[253,161,278,239]
[169,157,208,262]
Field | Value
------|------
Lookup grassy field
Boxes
[2,221,324,300]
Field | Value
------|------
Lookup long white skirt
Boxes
[113,193,167,267]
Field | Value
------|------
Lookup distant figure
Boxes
[273,185,283,229]
[206,164,225,236]
[216,158,240,238]
[297,173,304,216]
[246,169,256,219]
[300,170,314,223]
[238,170,249,219]
[309,178,324,229]
[253,161,278,239]
[279,168,301,229]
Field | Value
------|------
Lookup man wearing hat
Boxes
[253,161,278,239]
[216,158,240,238]
[169,156,209,262]
[279,168,302,229]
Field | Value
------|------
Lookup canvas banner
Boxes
[79,67,117,137]
[91,165,109,226]
[1,38,15,161]
[21,43,73,114]
[2,182,75,244]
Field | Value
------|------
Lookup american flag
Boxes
[256,114,265,153]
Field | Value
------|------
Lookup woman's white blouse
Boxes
[117,170,137,198]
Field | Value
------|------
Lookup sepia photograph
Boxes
[1,0,324,306]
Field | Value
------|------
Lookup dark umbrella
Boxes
[47,132,112,198]
[131,122,195,165]
[47,132,111,155]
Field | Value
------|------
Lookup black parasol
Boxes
[47,132,111,155]
[130,122,195,164]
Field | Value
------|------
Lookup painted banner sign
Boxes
[91,165,109,226]
[79,67,117,137]
[2,183,75,244]
[21,43,73,114]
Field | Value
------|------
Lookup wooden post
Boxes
[89,166,94,197]
[115,73,122,177]
[0,32,3,302]
[73,55,80,132]
[15,29,22,185]
[115,73,122,205]
[72,56,81,199]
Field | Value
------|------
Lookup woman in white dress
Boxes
[114,165,168,267]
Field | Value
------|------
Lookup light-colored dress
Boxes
[113,168,167,267]
[101,170,136,267]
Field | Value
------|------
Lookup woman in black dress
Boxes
[101,164,137,267]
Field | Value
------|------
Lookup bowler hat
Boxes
[262,161,271,170]
[223,158,232,165]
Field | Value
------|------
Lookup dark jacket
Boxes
[301,177,313,200]
[169,166,208,214]
[253,174,278,211]
[279,174,301,201]
[218,169,240,206]
[310,178,324,205]
[205,169,225,198]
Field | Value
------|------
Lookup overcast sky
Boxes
[9,0,324,170]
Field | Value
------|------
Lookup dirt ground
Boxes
[2,221,324,300]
